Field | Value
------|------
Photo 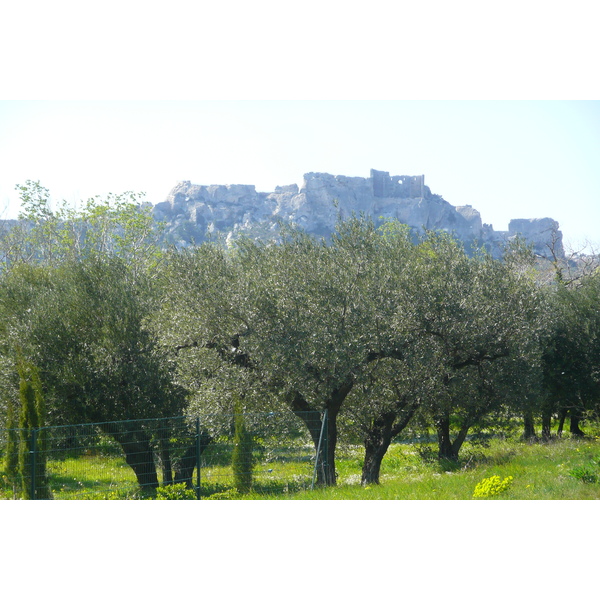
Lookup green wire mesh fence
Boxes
[0,411,328,499]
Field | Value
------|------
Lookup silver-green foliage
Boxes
[155,216,544,480]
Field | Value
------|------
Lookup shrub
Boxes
[156,483,197,500]
[206,488,240,500]
[473,475,513,498]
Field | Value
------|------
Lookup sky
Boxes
[1,99,599,248]
[1,1,599,249]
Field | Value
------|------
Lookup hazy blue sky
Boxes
[1,2,599,250]
[1,100,599,247]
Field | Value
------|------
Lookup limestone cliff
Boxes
[153,169,564,258]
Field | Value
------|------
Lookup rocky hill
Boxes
[153,169,564,258]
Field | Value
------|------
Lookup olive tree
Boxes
[0,181,184,490]
[156,218,419,485]
[340,352,436,485]
[156,217,545,481]
[403,232,544,461]
[541,272,600,437]
[0,257,186,490]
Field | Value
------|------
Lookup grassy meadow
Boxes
[280,433,600,500]
[2,426,600,500]
[224,425,600,500]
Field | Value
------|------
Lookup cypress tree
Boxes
[16,358,51,499]
[4,397,20,497]
[232,404,254,494]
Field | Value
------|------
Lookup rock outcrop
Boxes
[153,169,564,258]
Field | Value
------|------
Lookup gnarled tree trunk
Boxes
[101,426,159,490]
[569,408,586,437]
[361,403,418,485]
[541,409,553,440]
[435,413,471,462]
[292,405,334,486]
[523,410,537,441]
[290,386,350,487]
[435,414,458,461]
[173,431,213,489]
[557,408,567,437]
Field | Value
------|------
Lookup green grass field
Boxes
[2,430,600,499]
[280,434,600,500]
[210,430,600,500]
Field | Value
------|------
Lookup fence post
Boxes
[196,417,201,500]
[323,409,328,485]
[311,410,328,490]
[30,428,37,500]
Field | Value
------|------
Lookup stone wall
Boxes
[371,170,426,198]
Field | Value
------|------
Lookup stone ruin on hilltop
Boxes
[153,169,564,258]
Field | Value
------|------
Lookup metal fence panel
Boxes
[0,411,327,499]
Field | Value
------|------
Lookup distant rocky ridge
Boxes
[153,169,564,258]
